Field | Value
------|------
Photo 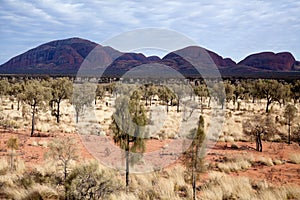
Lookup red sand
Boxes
[1,127,299,185]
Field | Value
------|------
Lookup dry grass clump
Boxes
[130,166,192,200]
[202,171,253,200]
[216,155,253,173]
[289,153,300,164]
[2,184,59,200]
[258,157,274,166]
[217,160,251,173]
[201,172,300,200]
[273,159,283,165]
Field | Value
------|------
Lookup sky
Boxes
[1,0,300,64]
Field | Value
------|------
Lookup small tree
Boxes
[9,82,24,110]
[291,80,300,104]
[157,86,175,113]
[243,114,277,152]
[183,115,206,200]
[143,84,157,106]
[172,84,190,112]
[47,137,79,199]
[256,79,284,112]
[110,90,147,190]
[224,81,234,103]
[71,83,95,123]
[284,104,298,144]
[21,80,52,136]
[233,84,245,106]
[51,78,73,123]
[0,79,9,99]
[7,137,18,170]
[95,84,105,105]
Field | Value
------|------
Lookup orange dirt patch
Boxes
[1,127,300,186]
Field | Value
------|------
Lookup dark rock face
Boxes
[207,50,236,68]
[0,38,120,75]
[0,37,299,77]
[238,52,296,71]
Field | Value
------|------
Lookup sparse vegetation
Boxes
[0,77,299,199]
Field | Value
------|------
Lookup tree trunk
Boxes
[258,134,262,152]
[56,101,60,123]
[192,168,196,200]
[126,135,130,192]
[166,101,169,113]
[17,100,20,111]
[31,106,36,137]
[266,100,271,113]
[256,136,259,151]
[76,111,79,123]
[288,123,291,145]
[64,163,68,200]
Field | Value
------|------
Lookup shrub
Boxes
[66,161,121,199]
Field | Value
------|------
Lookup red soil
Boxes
[1,127,299,186]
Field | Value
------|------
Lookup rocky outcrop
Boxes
[0,38,120,74]
[238,52,296,71]
[0,37,299,77]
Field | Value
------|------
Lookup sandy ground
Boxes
[1,127,299,186]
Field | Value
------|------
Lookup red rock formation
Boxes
[238,52,296,71]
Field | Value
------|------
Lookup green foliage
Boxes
[66,161,121,199]
[284,104,297,125]
[284,104,298,144]
[112,91,147,153]
[243,114,278,152]
[46,137,79,180]
[224,81,234,103]
[95,84,105,104]
[183,115,206,200]
[110,89,147,188]
[21,79,52,136]
[211,82,226,109]
[291,80,300,103]
[51,78,73,123]
[157,86,176,112]
[255,79,286,112]
[0,79,10,97]
[71,83,95,123]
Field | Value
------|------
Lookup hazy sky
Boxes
[1,0,300,64]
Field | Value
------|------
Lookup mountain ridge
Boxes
[0,37,299,77]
